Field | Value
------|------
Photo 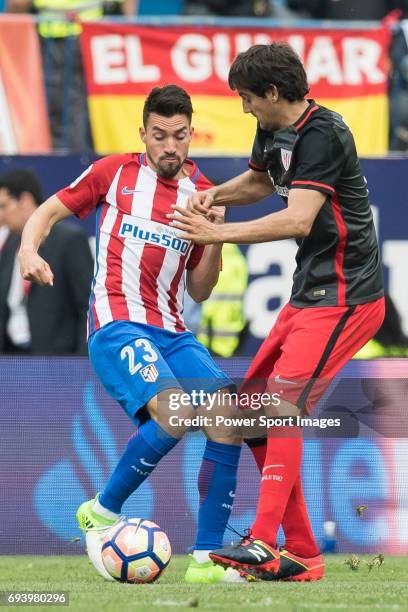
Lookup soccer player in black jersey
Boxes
[168,43,385,582]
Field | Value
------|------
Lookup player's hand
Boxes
[207,206,225,225]
[186,190,215,215]
[167,205,222,245]
[18,249,54,286]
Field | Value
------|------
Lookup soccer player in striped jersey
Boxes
[18,85,244,584]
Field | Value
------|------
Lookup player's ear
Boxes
[139,127,147,143]
[266,85,279,103]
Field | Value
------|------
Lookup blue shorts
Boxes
[88,321,234,426]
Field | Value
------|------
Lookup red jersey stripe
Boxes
[168,254,187,332]
[105,211,130,320]
[90,203,109,332]
[139,245,167,327]
[150,176,178,224]
[105,167,132,320]
[117,163,135,216]
[291,180,335,193]
[294,105,319,131]
[331,193,348,306]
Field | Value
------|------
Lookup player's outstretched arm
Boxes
[19,195,73,286]
[171,188,326,245]
[188,169,275,214]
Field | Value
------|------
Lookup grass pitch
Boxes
[0,555,407,612]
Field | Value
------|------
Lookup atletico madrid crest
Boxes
[281,148,292,171]
[140,364,159,382]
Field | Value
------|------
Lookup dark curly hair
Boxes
[228,42,309,102]
[143,85,193,127]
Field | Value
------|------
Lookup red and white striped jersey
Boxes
[57,152,212,336]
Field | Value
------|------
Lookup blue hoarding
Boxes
[0,357,407,556]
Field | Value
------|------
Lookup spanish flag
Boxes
[81,24,390,157]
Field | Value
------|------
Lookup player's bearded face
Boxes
[141,113,193,180]
[155,153,184,179]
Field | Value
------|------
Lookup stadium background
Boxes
[1,6,407,557]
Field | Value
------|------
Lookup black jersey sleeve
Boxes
[248,124,268,172]
[290,124,346,196]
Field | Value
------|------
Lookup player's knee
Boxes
[202,414,243,445]
[205,433,242,446]
[264,398,300,419]
[147,388,195,437]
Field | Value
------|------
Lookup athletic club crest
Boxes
[140,364,159,383]
[281,148,292,171]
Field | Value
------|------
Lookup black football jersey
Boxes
[249,101,384,307]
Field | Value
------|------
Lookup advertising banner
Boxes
[0,357,407,556]
[0,16,51,154]
[81,24,390,156]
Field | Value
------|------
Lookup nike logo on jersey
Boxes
[121,186,143,195]
[274,374,297,385]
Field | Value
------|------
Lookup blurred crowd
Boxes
[184,0,408,19]
[4,0,408,20]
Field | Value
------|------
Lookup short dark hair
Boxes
[228,43,309,102]
[0,168,43,206]
[143,85,193,127]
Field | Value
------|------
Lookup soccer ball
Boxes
[101,518,171,583]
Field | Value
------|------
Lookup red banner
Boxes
[81,24,390,155]
[0,16,51,154]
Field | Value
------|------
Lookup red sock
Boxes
[282,474,320,557]
[251,428,302,548]
[248,437,319,557]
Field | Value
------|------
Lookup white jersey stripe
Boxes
[93,205,118,326]
[156,248,179,332]
[105,165,122,207]
[121,238,147,325]
[131,164,157,218]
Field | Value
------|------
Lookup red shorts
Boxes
[241,297,385,415]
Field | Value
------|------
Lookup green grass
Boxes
[0,555,407,612]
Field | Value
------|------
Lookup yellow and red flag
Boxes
[0,15,51,154]
[81,24,390,156]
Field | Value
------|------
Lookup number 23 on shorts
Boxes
[120,338,158,376]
